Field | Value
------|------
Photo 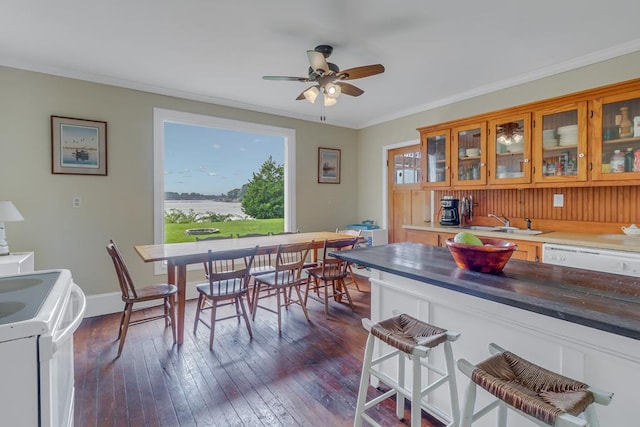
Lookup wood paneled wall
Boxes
[435,186,640,233]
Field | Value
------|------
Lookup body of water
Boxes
[164,200,245,218]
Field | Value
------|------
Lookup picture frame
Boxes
[51,116,107,176]
[318,147,341,184]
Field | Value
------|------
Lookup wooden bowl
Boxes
[445,237,517,274]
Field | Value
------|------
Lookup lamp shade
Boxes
[303,86,320,103]
[0,201,24,222]
[324,82,341,99]
[323,96,337,107]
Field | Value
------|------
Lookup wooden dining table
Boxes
[135,231,353,344]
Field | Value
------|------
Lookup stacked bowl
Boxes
[557,125,578,146]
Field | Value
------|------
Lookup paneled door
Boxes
[388,144,428,243]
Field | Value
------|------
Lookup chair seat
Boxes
[471,350,595,425]
[127,284,177,302]
[250,265,275,276]
[371,313,448,354]
[254,270,307,288]
[196,279,246,298]
[306,265,348,281]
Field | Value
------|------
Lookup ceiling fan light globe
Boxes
[325,82,341,99]
[323,96,337,107]
[303,86,320,103]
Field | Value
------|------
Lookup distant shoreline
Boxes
[164,200,245,217]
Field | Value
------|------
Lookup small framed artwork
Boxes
[51,116,107,176]
[318,147,341,184]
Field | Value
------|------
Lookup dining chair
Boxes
[195,233,235,278]
[336,228,364,291]
[193,246,258,350]
[270,230,299,236]
[251,241,313,333]
[305,237,359,317]
[195,233,234,242]
[237,232,270,238]
[106,240,177,357]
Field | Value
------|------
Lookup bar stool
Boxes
[457,343,613,427]
[354,313,461,427]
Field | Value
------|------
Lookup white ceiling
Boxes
[2,1,640,129]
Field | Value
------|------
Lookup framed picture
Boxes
[318,147,341,184]
[51,116,107,176]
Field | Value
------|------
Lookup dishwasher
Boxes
[542,243,640,277]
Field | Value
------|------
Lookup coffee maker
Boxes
[440,196,460,226]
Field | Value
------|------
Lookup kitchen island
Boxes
[334,242,640,426]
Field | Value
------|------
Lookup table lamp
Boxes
[0,201,24,256]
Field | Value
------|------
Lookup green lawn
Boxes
[165,218,284,243]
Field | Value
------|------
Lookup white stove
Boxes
[0,269,86,427]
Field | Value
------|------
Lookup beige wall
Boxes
[0,67,358,296]
[356,51,640,226]
[3,51,640,297]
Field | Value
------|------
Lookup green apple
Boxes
[453,231,483,246]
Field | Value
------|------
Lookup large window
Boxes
[153,108,296,249]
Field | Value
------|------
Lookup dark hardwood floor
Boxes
[74,276,444,426]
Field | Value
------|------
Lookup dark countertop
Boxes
[333,242,640,341]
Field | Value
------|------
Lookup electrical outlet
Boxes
[72,196,82,209]
[553,194,564,208]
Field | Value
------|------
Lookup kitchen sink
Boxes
[462,226,545,235]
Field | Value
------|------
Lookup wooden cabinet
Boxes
[487,113,532,185]
[403,229,541,262]
[405,229,439,246]
[590,89,640,181]
[423,128,451,187]
[416,78,640,190]
[533,101,588,184]
[451,122,487,186]
[509,239,540,262]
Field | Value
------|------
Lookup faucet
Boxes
[488,213,510,228]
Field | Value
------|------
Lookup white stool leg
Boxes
[411,354,422,427]
[459,381,476,427]
[396,352,405,419]
[497,402,507,427]
[583,405,600,427]
[443,341,460,427]
[354,332,375,427]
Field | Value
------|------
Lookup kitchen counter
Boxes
[334,242,640,340]
[403,223,640,252]
[335,242,640,425]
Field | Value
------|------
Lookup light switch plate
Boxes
[553,194,564,207]
[72,196,82,209]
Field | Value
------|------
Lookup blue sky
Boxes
[164,123,284,195]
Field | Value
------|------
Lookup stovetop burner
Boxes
[0,272,59,325]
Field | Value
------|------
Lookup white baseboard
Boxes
[84,283,201,318]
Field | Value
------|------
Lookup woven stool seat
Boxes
[472,350,593,425]
[371,313,448,354]
[458,343,613,427]
[354,314,460,427]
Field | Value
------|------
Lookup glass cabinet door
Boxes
[533,102,587,183]
[488,114,531,185]
[591,89,640,181]
[452,122,486,186]
[391,147,422,185]
[423,129,451,187]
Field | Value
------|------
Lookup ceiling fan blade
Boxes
[337,64,385,80]
[307,50,329,74]
[263,75,310,82]
[336,82,364,97]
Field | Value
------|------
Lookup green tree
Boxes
[241,156,284,219]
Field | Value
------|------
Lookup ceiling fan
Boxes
[262,45,385,108]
